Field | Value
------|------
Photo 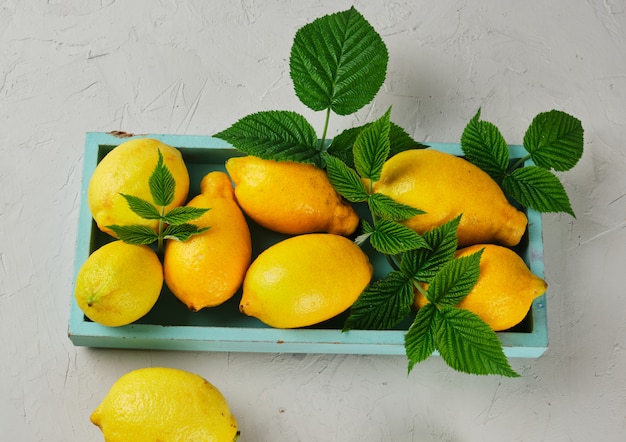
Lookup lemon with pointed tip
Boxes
[88,137,190,238]
[74,240,163,327]
[90,367,239,442]
[414,244,547,331]
[372,149,528,247]
[240,233,373,328]
[225,155,359,236]
[164,171,252,311]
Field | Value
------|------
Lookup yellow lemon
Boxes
[372,149,528,247]
[225,155,359,236]
[164,172,252,311]
[414,244,547,331]
[90,367,239,442]
[74,240,163,327]
[88,138,190,237]
[240,233,373,328]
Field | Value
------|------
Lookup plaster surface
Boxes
[1,1,625,441]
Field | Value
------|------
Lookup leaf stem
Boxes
[157,206,165,255]
[412,279,428,299]
[509,153,531,172]
[319,108,332,151]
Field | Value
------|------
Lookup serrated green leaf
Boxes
[325,127,359,168]
[163,223,210,242]
[427,250,483,306]
[387,123,429,158]
[322,152,368,202]
[120,194,161,220]
[106,225,159,245]
[343,271,414,330]
[460,109,510,182]
[149,149,176,207]
[369,218,429,255]
[405,303,438,372]
[214,110,320,165]
[523,110,584,172]
[289,6,388,115]
[434,307,519,377]
[502,166,575,216]
[368,192,424,221]
[353,107,391,181]
[360,219,374,234]
[400,215,461,282]
[163,206,210,225]
[328,122,428,168]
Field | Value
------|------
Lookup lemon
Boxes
[225,155,359,236]
[88,138,190,238]
[90,367,239,442]
[164,172,252,311]
[74,240,163,327]
[414,244,547,331]
[240,233,373,328]
[372,149,528,247]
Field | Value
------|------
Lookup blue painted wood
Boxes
[69,132,548,357]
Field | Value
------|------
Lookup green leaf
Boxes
[328,122,428,168]
[325,128,359,168]
[523,110,584,172]
[163,224,210,242]
[106,225,159,245]
[426,249,483,306]
[400,215,461,282]
[322,152,368,202]
[214,110,320,165]
[405,303,438,372]
[149,149,176,207]
[460,109,510,182]
[120,194,160,220]
[502,166,575,216]
[343,271,414,330]
[369,218,429,255]
[353,107,391,181]
[368,192,424,221]
[163,206,210,225]
[289,6,388,115]
[434,307,519,377]
[387,123,429,158]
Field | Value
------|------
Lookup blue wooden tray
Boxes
[69,132,548,358]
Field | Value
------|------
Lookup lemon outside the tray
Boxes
[88,137,190,238]
[414,244,548,331]
[90,367,239,442]
[225,155,359,236]
[164,171,252,311]
[240,233,373,328]
[74,240,163,327]
[372,149,528,247]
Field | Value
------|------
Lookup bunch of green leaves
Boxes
[213,7,583,377]
[107,149,210,254]
[461,108,584,217]
[329,110,518,377]
[214,7,426,169]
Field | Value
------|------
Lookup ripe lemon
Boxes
[240,233,373,328]
[88,138,190,238]
[74,240,163,327]
[225,155,359,236]
[372,149,528,247]
[414,244,547,331]
[164,172,252,311]
[90,367,239,442]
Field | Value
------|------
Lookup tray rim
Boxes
[69,132,548,358]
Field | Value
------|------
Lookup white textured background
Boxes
[1,1,625,441]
